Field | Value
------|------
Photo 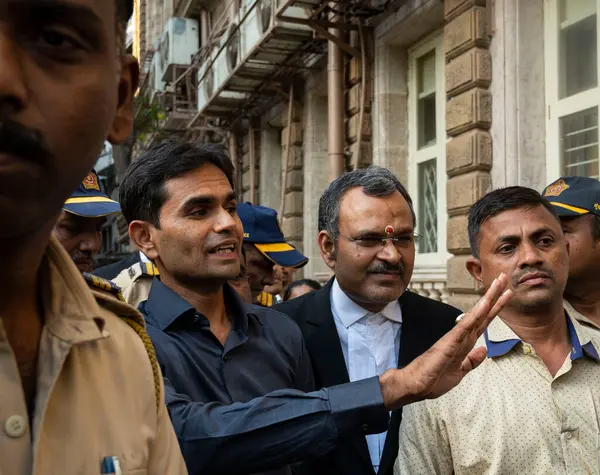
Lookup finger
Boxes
[459,346,487,374]
[477,288,513,336]
[457,273,508,333]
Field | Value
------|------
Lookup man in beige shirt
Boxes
[0,1,186,474]
[542,176,600,332]
[396,186,600,475]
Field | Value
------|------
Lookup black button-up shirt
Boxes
[140,279,388,475]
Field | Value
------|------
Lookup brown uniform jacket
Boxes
[0,237,187,475]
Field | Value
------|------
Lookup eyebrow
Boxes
[495,227,556,243]
[14,1,103,28]
[181,192,237,210]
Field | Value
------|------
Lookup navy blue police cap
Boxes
[542,176,600,217]
[63,170,121,218]
[237,202,308,269]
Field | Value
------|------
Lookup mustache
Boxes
[71,250,94,264]
[512,266,555,286]
[0,119,51,164]
[367,260,405,275]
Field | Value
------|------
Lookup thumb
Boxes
[459,346,488,374]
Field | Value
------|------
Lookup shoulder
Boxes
[82,272,126,302]
[113,262,158,287]
[274,285,326,321]
[89,289,162,412]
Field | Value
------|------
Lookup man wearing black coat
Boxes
[275,167,461,475]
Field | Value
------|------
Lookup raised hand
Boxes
[380,273,512,410]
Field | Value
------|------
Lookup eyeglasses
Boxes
[339,232,421,251]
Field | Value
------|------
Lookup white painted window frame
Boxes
[544,0,600,183]
[408,31,449,271]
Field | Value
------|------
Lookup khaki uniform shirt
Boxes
[113,262,159,308]
[0,237,187,475]
[395,313,600,475]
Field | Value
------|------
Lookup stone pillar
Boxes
[346,30,374,169]
[444,0,493,311]
[372,42,409,184]
[280,101,304,260]
[303,86,333,283]
[241,128,260,203]
[258,124,282,210]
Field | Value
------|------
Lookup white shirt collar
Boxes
[139,251,151,263]
[331,278,403,328]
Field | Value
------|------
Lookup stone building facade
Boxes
[133,0,600,310]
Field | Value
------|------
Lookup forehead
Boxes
[560,214,593,228]
[339,187,412,231]
[4,0,114,24]
[480,205,560,242]
[162,164,233,203]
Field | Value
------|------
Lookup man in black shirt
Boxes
[119,139,512,475]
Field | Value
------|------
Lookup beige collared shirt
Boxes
[395,314,600,475]
[0,237,187,475]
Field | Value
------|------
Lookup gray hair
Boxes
[318,166,416,241]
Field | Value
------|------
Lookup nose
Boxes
[0,30,28,115]
[214,208,238,234]
[518,242,543,268]
[377,239,402,265]
[79,232,102,255]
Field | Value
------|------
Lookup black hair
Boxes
[318,166,415,241]
[468,186,560,258]
[283,279,322,301]
[120,139,235,227]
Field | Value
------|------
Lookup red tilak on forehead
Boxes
[385,225,394,235]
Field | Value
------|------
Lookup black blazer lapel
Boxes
[303,280,375,474]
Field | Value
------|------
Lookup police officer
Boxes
[543,176,600,331]
[0,1,186,474]
[237,203,309,306]
[52,169,121,273]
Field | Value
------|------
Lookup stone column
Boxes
[258,124,282,210]
[241,128,260,203]
[346,30,374,169]
[303,83,333,283]
[280,101,304,260]
[444,0,493,311]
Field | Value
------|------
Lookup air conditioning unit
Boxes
[197,61,211,113]
[148,53,165,99]
[159,17,200,82]
[240,0,310,63]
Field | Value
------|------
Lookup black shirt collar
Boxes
[143,278,259,332]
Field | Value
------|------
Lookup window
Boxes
[408,32,448,267]
[545,0,600,180]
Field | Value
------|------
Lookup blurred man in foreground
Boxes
[0,1,186,473]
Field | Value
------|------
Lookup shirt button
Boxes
[565,432,572,440]
[4,415,26,438]
[523,345,531,355]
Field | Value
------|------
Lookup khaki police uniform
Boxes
[0,237,187,475]
[113,262,159,308]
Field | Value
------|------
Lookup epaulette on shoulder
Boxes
[256,291,273,307]
[83,272,126,302]
[127,262,160,280]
